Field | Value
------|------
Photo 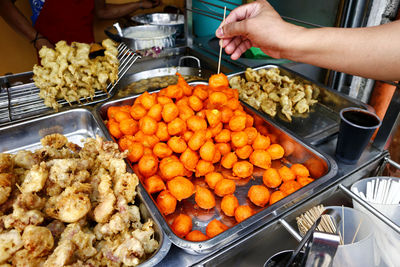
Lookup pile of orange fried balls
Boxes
[106,73,317,241]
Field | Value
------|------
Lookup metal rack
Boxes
[0,43,140,127]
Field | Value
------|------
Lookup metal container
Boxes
[0,108,171,266]
[95,89,338,255]
[105,24,176,51]
[228,64,372,145]
[131,13,184,36]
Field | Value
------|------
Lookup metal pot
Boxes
[131,13,184,36]
[105,23,176,51]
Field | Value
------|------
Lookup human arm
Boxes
[94,0,161,20]
[216,0,400,81]
[0,0,53,50]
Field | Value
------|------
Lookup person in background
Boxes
[216,0,400,81]
[0,0,160,51]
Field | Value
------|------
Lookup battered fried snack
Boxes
[0,135,159,266]
[230,67,319,121]
[33,39,119,110]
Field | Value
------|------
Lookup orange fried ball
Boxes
[139,116,158,135]
[234,205,254,223]
[188,130,207,151]
[138,154,158,177]
[206,109,222,127]
[232,161,253,178]
[221,152,238,169]
[187,115,208,132]
[157,96,173,105]
[168,117,187,136]
[178,104,195,121]
[127,141,144,162]
[214,179,236,197]
[231,131,248,148]
[147,103,163,121]
[167,176,195,201]
[248,185,270,207]
[160,160,185,180]
[206,219,229,238]
[209,73,229,88]
[171,214,193,238]
[119,119,138,136]
[162,103,179,123]
[156,122,170,141]
[220,194,239,217]
[186,230,208,242]
[195,159,215,177]
[278,165,296,182]
[229,115,247,132]
[130,104,147,120]
[221,107,234,123]
[215,129,231,143]
[156,190,177,215]
[244,127,258,145]
[199,141,216,162]
[209,92,228,106]
[180,148,199,171]
[235,145,253,160]
[188,95,203,111]
[205,172,224,189]
[252,134,271,150]
[144,175,166,194]
[290,163,310,177]
[279,180,302,195]
[267,144,285,160]
[108,120,123,139]
[195,186,216,210]
[168,136,187,153]
[269,190,286,205]
[249,150,272,169]
[262,168,282,188]
[193,85,208,100]
[297,176,314,187]
[140,91,157,110]
[153,142,173,158]
[114,110,131,123]
[216,143,231,156]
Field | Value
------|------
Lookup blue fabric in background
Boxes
[29,0,45,25]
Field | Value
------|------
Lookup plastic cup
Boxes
[326,206,378,267]
[335,107,381,165]
[351,177,400,266]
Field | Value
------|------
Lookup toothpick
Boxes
[217,6,227,74]
[351,219,363,244]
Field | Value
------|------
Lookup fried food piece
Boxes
[229,115,247,132]
[0,173,14,205]
[119,118,139,136]
[160,160,185,180]
[267,144,285,160]
[139,116,158,135]
[108,120,123,139]
[205,172,224,190]
[138,154,159,177]
[187,116,208,132]
[263,168,282,188]
[188,95,203,111]
[179,148,199,171]
[206,109,222,127]
[244,127,258,145]
[168,118,187,136]
[235,145,253,159]
[215,129,231,143]
[162,103,179,122]
[221,194,239,217]
[144,175,166,194]
[297,176,314,187]
[199,141,216,162]
[252,134,271,150]
[249,150,271,169]
[216,143,231,156]
[130,104,147,120]
[209,92,228,107]
[195,159,215,177]
[127,141,144,162]
[188,130,207,151]
[171,214,193,238]
[209,73,229,88]
[221,152,238,169]
[156,122,171,142]
[195,186,216,210]
[280,180,302,195]
[269,190,287,205]
[232,161,253,178]
[206,219,229,239]
[248,185,270,207]
[290,163,310,178]
[278,166,296,182]
[214,179,236,197]
[147,103,163,121]
[186,230,208,242]
[156,190,177,215]
[153,142,173,158]
[231,131,248,148]
[234,205,254,223]
[0,230,23,263]
[140,91,157,110]
[167,176,194,201]
[114,110,131,123]
[22,225,54,257]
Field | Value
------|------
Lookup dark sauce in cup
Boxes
[342,110,380,128]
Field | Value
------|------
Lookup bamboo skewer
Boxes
[217,6,227,74]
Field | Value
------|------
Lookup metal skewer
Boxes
[217,6,226,74]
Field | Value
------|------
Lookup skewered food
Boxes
[229,67,320,121]
[0,134,158,266]
[33,39,119,110]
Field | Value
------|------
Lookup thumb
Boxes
[216,20,248,39]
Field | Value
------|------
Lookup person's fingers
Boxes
[218,20,249,39]
[221,38,232,48]
[231,39,251,60]
[224,36,243,54]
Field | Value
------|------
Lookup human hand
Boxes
[34,37,54,51]
[141,0,161,9]
[215,0,300,60]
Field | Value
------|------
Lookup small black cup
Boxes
[335,107,381,165]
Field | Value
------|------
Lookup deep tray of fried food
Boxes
[0,134,159,266]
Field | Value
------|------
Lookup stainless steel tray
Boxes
[0,108,171,266]
[95,91,338,255]
[228,64,372,145]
